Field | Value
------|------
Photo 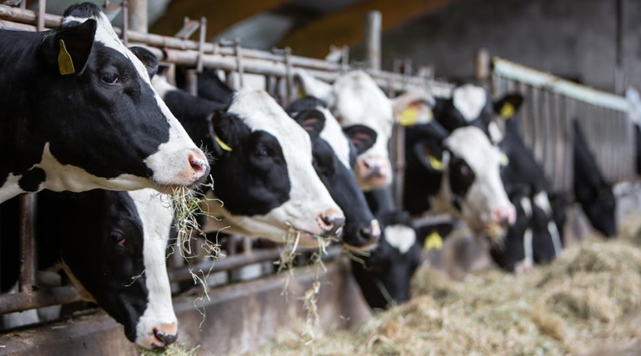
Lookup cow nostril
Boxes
[358,227,378,243]
[188,154,209,182]
[153,328,178,348]
[318,213,345,236]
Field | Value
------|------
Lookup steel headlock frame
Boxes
[490,57,635,194]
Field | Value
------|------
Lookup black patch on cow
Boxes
[448,157,475,203]
[63,2,103,19]
[18,167,46,192]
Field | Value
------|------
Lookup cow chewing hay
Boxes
[239,214,641,356]
[140,342,200,356]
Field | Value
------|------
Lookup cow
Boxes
[152,75,344,248]
[0,3,210,204]
[427,83,564,270]
[351,187,453,310]
[573,121,617,237]
[1,189,177,349]
[285,96,381,250]
[295,70,425,192]
[403,120,516,241]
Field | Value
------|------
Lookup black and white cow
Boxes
[403,120,516,241]
[351,187,453,310]
[429,84,564,270]
[1,189,177,349]
[295,70,422,192]
[152,75,344,248]
[573,121,617,237]
[285,97,381,250]
[0,3,209,203]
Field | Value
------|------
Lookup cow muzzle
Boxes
[342,219,381,252]
[317,209,346,237]
[356,158,391,189]
[139,322,178,350]
[482,206,516,241]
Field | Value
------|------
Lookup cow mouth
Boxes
[483,221,507,242]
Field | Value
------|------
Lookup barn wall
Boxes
[372,0,641,92]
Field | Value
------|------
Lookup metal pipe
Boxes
[19,194,36,294]
[121,0,128,46]
[365,11,381,71]
[475,48,490,88]
[196,17,206,73]
[128,0,146,33]
[37,0,44,31]
[185,69,198,96]
[0,286,81,314]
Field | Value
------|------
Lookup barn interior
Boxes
[1,0,641,355]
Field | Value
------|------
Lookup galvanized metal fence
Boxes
[491,57,635,193]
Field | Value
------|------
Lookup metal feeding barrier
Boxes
[0,0,448,322]
[488,56,635,193]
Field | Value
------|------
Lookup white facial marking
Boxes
[547,222,563,257]
[441,127,513,231]
[488,121,504,144]
[384,225,416,254]
[317,106,352,170]
[520,197,533,219]
[533,191,553,216]
[452,84,487,122]
[64,11,204,189]
[225,89,342,242]
[129,189,177,348]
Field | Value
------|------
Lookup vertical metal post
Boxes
[19,0,26,9]
[19,194,36,294]
[475,48,490,88]
[37,0,45,31]
[197,17,207,73]
[234,38,244,88]
[284,47,294,105]
[122,0,129,46]
[615,0,624,95]
[365,11,381,71]
[129,0,147,33]
[341,45,350,74]
[185,69,198,96]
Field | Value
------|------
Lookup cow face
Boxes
[286,97,380,251]
[581,183,617,237]
[0,3,210,203]
[39,189,176,349]
[352,210,452,310]
[203,90,344,247]
[412,126,515,240]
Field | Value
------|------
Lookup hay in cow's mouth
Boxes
[140,342,200,356]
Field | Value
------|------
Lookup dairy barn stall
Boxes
[1,0,641,355]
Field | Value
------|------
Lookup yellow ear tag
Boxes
[215,135,233,152]
[424,232,443,250]
[501,153,510,166]
[399,108,418,127]
[58,39,75,75]
[429,155,443,170]
[500,102,515,119]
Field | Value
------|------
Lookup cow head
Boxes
[407,123,516,240]
[579,182,617,237]
[199,89,344,247]
[38,189,176,349]
[286,97,380,251]
[352,209,452,309]
[296,70,427,192]
[3,3,209,200]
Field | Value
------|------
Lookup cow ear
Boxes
[414,141,446,172]
[208,110,234,157]
[43,19,96,75]
[292,110,326,140]
[494,93,523,120]
[294,69,334,106]
[129,47,159,79]
[344,125,377,155]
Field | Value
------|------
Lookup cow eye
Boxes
[111,231,126,247]
[101,72,120,85]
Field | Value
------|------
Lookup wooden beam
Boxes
[280,0,460,58]
[150,0,296,39]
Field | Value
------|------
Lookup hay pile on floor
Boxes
[244,227,641,355]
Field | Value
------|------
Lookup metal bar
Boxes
[185,69,198,96]
[0,286,81,314]
[128,0,146,33]
[475,48,490,88]
[365,11,381,71]
[36,0,44,31]
[19,194,36,294]
[121,0,128,47]
[196,17,206,73]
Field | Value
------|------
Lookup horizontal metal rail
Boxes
[0,286,81,314]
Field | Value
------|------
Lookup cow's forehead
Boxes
[452,84,488,122]
[63,13,150,83]
[333,71,393,134]
[318,106,351,170]
[445,126,501,172]
[384,224,416,254]
[229,89,313,154]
